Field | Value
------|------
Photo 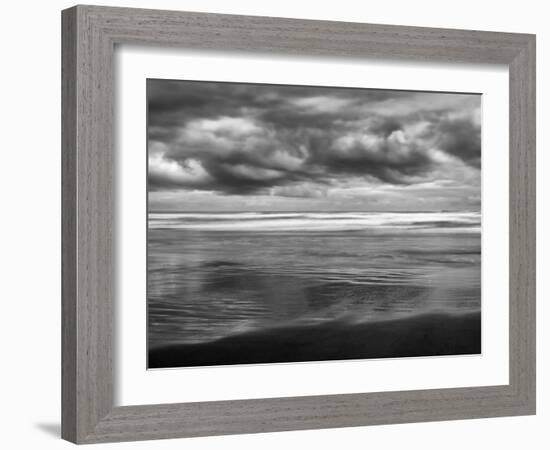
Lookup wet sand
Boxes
[148,311,481,368]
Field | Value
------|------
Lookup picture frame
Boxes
[61,4,536,444]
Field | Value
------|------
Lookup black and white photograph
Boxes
[1,0,543,447]
[146,79,482,369]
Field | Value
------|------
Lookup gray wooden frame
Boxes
[62,4,536,444]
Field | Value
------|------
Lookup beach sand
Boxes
[148,311,481,368]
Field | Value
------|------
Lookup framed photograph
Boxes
[62,5,536,444]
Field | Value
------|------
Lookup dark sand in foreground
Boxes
[148,311,481,369]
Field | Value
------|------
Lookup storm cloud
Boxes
[147,79,481,211]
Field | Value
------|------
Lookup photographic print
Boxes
[147,79,481,369]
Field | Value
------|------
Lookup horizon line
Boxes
[148,209,481,214]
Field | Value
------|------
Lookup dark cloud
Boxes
[369,117,403,137]
[311,141,434,185]
[147,79,481,198]
[434,118,481,167]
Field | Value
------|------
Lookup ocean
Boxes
[147,211,481,366]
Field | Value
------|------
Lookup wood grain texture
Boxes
[508,36,536,409]
[61,4,536,444]
[61,7,77,443]
[62,5,114,442]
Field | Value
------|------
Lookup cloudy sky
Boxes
[147,79,481,212]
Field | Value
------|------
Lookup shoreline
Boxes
[148,310,481,369]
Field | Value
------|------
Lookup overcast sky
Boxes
[147,79,481,212]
